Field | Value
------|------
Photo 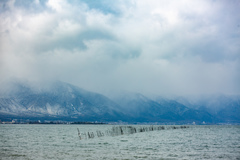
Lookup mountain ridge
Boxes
[0,81,239,124]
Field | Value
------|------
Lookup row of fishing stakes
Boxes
[77,125,189,140]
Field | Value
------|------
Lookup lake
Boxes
[0,124,239,160]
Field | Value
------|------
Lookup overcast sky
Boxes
[0,0,240,97]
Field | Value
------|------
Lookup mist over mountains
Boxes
[1,0,239,125]
[0,81,239,124]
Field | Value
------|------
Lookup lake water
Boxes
[0,124,239,160]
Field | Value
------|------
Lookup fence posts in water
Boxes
[77,128,81,140]
[77,125,189,140]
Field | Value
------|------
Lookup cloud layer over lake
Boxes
[1,0,240,96]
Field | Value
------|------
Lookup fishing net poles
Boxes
[77,125,189,140]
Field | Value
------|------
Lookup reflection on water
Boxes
[0,125,240,159]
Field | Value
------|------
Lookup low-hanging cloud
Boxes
[0,0,240,97]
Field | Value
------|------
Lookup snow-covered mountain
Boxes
[0,81,239,123]
[175,95,240,123]
[0,81,125,122]
[112,93,214,123]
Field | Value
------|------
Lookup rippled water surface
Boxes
[0,124,240,160]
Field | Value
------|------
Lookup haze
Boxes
[0,0,240,97]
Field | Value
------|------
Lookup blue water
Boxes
[0,125,240,159]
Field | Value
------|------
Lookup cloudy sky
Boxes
[0,0,240,96]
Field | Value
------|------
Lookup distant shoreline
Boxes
[0,121,107,125]
[1,122,239,125]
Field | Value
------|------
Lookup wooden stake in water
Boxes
[77,128,81,140]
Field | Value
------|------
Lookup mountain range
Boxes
[0,81,239,124]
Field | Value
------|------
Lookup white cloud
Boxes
[0,0,239,96]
